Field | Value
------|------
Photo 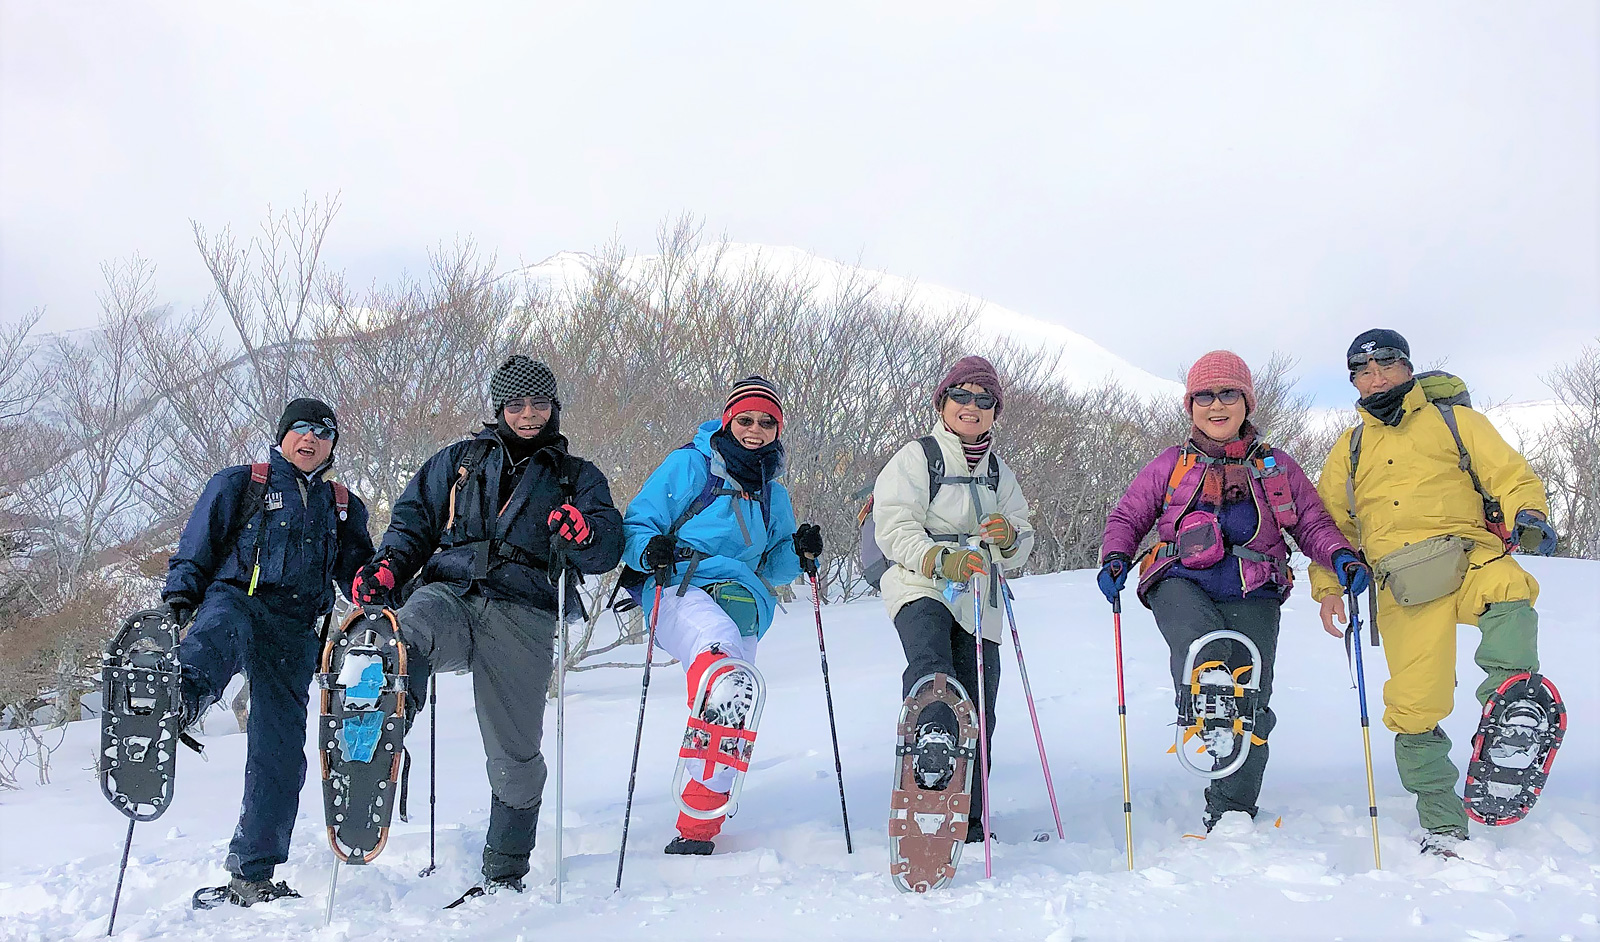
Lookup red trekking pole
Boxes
[1112,594,1134,870]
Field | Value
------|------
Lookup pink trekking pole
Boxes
[969,545,993,878]
[994,569,1065,840]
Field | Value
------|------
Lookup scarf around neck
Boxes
[1359,378,1416,428]
[1187,423,1258,505]
[710,427,785,496]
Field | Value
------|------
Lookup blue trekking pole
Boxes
[1346,587,1383,870]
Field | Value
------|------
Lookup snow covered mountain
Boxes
[509,243,1186,401]
[3,558,1595,940]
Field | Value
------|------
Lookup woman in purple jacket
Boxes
[1097,351,1369,831]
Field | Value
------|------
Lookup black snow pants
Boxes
[1147,577,1281,820]
[397,582,557,882]
[894,597,1001,834]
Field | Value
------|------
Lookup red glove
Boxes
[351,558,396,606]
[547,503,593,547]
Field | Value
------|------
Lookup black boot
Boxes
[224,876,301,907]
[481,796,538,884]
[664,836,714,855]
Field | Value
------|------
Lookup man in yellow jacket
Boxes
[1309,329,1557,854]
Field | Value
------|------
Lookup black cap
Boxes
[276,397,338,445]
[1346,329,1411,370]
[490,356,560,414]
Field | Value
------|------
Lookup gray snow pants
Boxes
[1147,578,1281,821]
[396,583,556,880]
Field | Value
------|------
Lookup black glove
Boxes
[793,523,824,575]
[163,596,195,629]
[643,534,677,575]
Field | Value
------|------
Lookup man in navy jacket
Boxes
[352,356,623,898]
[164,397,374,906]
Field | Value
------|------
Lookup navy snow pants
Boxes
[178,582,323,882]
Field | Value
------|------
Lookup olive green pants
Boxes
[1391,599,1539,833]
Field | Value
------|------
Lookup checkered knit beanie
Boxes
[722,375,784,433]
[490,356,559,414]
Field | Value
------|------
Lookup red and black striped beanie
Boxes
[722,375,784,433]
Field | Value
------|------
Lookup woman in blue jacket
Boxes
[623,376,823,855]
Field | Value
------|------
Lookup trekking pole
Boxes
[552,537,568,902]
[969,543,993,879]
[1347,587,1383,870]
[1112,594,1135,871]
[808,570,853,853]
[106,818,135,936]
[417,673,438,878]
[994,569,1064,841]
[615,573,667,892]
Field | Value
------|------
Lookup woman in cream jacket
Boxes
[873,355,1034,842]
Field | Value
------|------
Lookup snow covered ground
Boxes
[2,558,1596,941]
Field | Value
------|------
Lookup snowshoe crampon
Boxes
[889,672,978,894]
[100,609,185,821]
[1169,630,1264,780]
[1464,671,1565,826]
[318,606,408,864]
[192,877,302,910]
[672,656,765,820]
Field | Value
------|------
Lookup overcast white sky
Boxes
[2,3,1595,406]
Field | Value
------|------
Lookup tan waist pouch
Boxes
[1375,535,1470,606]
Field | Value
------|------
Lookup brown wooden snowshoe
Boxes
[889,672,978,893]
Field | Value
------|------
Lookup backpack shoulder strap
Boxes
[214,462,272,565]
[445,438,495,531]
[668,446,736,537]
[1345,423,1364,529]
[331,481,349,522]
[1164,450,1198,509]
[1433,402,1505,526]
[917,436,945,502]
[982,452,1000,490]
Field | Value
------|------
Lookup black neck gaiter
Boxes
[1359,379,1416,427]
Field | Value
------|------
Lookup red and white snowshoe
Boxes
[672,656,766,822]
[1464,671,1565,826]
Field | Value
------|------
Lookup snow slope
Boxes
[1,558,1596,941]
[511,243,1186,401]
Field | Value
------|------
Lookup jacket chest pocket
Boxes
[255,508,294,585]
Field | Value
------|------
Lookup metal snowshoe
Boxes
[100,609,187,821]
[318,606,409,864]
[1464,672,1565,826]
[1170,629,1264,780]
[889,673,978,893]
[672,656,766,821]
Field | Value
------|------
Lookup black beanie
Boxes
[1346,329,1411,370]
[275,397,338,446]
[490,356,560,415]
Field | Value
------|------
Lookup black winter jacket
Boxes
[378,426,623,613]
[164,450,375,617]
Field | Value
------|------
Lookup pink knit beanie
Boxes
[1185,350,1256,415]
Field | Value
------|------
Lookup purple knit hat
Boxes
[935,355,1003,417]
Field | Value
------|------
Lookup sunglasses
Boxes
[1349,354,1409,377]
[287,420,336,441]
[945,388,997,410]
[733,414,778,431]
[1191,389,1244,407]
[503,397,554,415]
